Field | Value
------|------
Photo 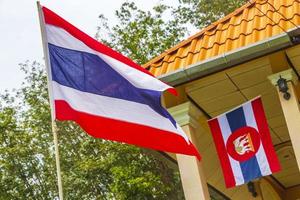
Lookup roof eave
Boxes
[158,27,300,86]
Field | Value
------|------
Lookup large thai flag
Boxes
[40,6,200,159]
[208,97,280,188]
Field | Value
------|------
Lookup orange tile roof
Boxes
[143,0,300,77]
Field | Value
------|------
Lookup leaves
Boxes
[175,0,247,28]
[96,0,247,66]
[96,2,186,65]
[0,61,183,199]
[1,0,247,199]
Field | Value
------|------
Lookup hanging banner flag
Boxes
[208,97,280,188]
[39,6,201,160]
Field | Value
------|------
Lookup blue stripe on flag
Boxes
[48,43,176,126]
[226,107,262,183]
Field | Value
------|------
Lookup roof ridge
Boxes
[143,0,257,68]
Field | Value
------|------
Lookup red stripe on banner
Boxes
[42,6,154,78]
[55,100,201,160]
[208,119,236,188]
[251,98,281,173]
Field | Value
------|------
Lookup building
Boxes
[143,0,300,199]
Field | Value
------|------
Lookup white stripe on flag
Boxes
[243,102,272,176]
[45,25,171,92]
[218,115,245,185]
[52,81,188,142]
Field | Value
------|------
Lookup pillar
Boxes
[168,102,210,200]
[268,69,300,171]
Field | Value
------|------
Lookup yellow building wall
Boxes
[163,43,300,200]
[285,185,300,200]
[260,179,282,200]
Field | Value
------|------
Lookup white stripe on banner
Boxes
[243,102,272,176]
[45,25,171,92]
[218,115,245,185]
[52,81,188,142]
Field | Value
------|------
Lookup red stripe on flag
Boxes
[208,119,236,188]
[251,98,281,173]
[42,7,154,77]
[55,100,201,160]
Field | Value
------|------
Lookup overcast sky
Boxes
[0,0,176,93]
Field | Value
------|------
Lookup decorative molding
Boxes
[168,101,203,128]
[268,69,298,86]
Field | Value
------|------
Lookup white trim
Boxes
[45,25,172,92]
[52,81,189,142]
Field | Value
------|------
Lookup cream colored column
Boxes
[168,102,210,200]
[268,69,300,170]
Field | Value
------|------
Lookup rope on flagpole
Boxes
[36,2,64,199]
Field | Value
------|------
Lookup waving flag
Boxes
[208,97,280,188]
[40,6,200,159]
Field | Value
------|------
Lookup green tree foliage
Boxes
[1,0,247,199]
[0,62,57,199]
[0,61,183,199]
[96,2,187,64]
[96,0,247,65]
[175,0,247,28]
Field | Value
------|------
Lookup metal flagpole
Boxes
[36,2,64,199]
